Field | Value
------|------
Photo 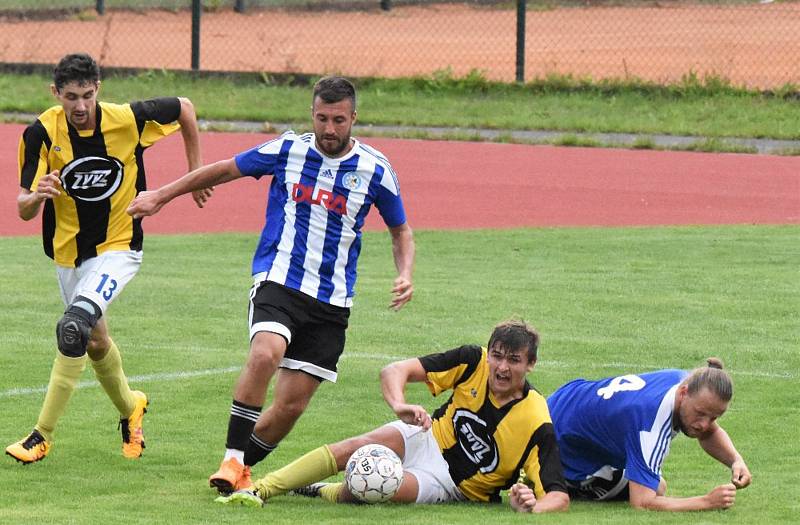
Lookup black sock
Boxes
[243,432,277,467]
[225,399,262,451]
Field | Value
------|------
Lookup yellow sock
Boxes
[35,352,87,443]
[254,445,338,500]
[90,340,135,417]
[319,482,346,503]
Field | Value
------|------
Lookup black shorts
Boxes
[248,280,350,382]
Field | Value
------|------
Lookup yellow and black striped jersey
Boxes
[420,344,567,503]
[18,98,181,267]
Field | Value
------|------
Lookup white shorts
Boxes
[384,421,466,504]
[56,250,142,314]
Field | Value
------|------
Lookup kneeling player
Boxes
[216,319,569,513]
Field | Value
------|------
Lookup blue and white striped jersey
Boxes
[234,131,407,307]
[547,369,687,491]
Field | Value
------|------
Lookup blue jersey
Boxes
[235,131,407,307]
[547,369,688,491]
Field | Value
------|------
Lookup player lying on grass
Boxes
[545,358,751,511]
[216,319,569,513]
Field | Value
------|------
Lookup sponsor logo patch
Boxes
[453,409,499,473]
[292,182,348,216]
[60,156,124,202]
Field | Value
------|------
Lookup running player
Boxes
[215,319,569,513]
[7,53,210,464]
[126,76,415,495]
[546,359,752,511]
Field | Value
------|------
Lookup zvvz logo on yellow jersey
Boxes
[60,156,124,202]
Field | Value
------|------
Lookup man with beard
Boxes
[127,76,415,496]
[545,358,751,511]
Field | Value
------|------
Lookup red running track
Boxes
[1,124,798,236]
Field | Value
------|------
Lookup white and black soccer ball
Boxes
[344,443,404,503]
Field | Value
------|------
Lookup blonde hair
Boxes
[683,357,732,402]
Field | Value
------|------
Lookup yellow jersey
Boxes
[18,98,181,267]
[420,345,567,502]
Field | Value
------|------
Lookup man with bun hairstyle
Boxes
[545,358,751,511]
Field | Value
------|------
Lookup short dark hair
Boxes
[312,76,356,111]
[53,53,100,91]
[683,357,733,402]
[487,319,539,363]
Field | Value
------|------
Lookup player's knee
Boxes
[330,437,370,467]
[248,343,283,370]
[276,397,308,421]
[56,297,101,358]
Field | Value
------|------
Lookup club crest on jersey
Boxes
[342,171,360,190]
[292,182,348,216]
[60,156,124,202]
[452,409,499,473]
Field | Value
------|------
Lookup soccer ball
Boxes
[344,443,404,503]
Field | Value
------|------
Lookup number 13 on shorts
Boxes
[95,273,119,301]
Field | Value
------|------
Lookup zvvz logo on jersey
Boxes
[60,156,124,202]
[453,409,499,473]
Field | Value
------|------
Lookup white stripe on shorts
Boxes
[250,321,292,344]
[280,357,337,383]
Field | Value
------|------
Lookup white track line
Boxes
[0,366,241,399]
[0,354,793,399]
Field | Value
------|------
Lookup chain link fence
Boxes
[0,1,797,89]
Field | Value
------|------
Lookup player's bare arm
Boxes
[127,157,242,219]
[697,424,752,488]
[176,96,214,208]
[531,489,569,513]
[628,479,736,511]
[17,171,62,220]
[379,358,431,430]
[509,483,569,513]
[388,222,415,311]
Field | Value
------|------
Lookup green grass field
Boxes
[3,71,799,142]
[1,226,797,524]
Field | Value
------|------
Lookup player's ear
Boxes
[351,110,358,124]
[676,383,688,401]
[50,84,58,98]
[95,80,101,95]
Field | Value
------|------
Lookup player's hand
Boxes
[191,186,215,208]
[34,171,62,200]
[394,403,431,431]
[389,276,413,311]
[705,483,736,509]
[731,459,751,489]
[127,190,164,219]
[509,483,537,513]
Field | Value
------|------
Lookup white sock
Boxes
[223,449,245,463]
